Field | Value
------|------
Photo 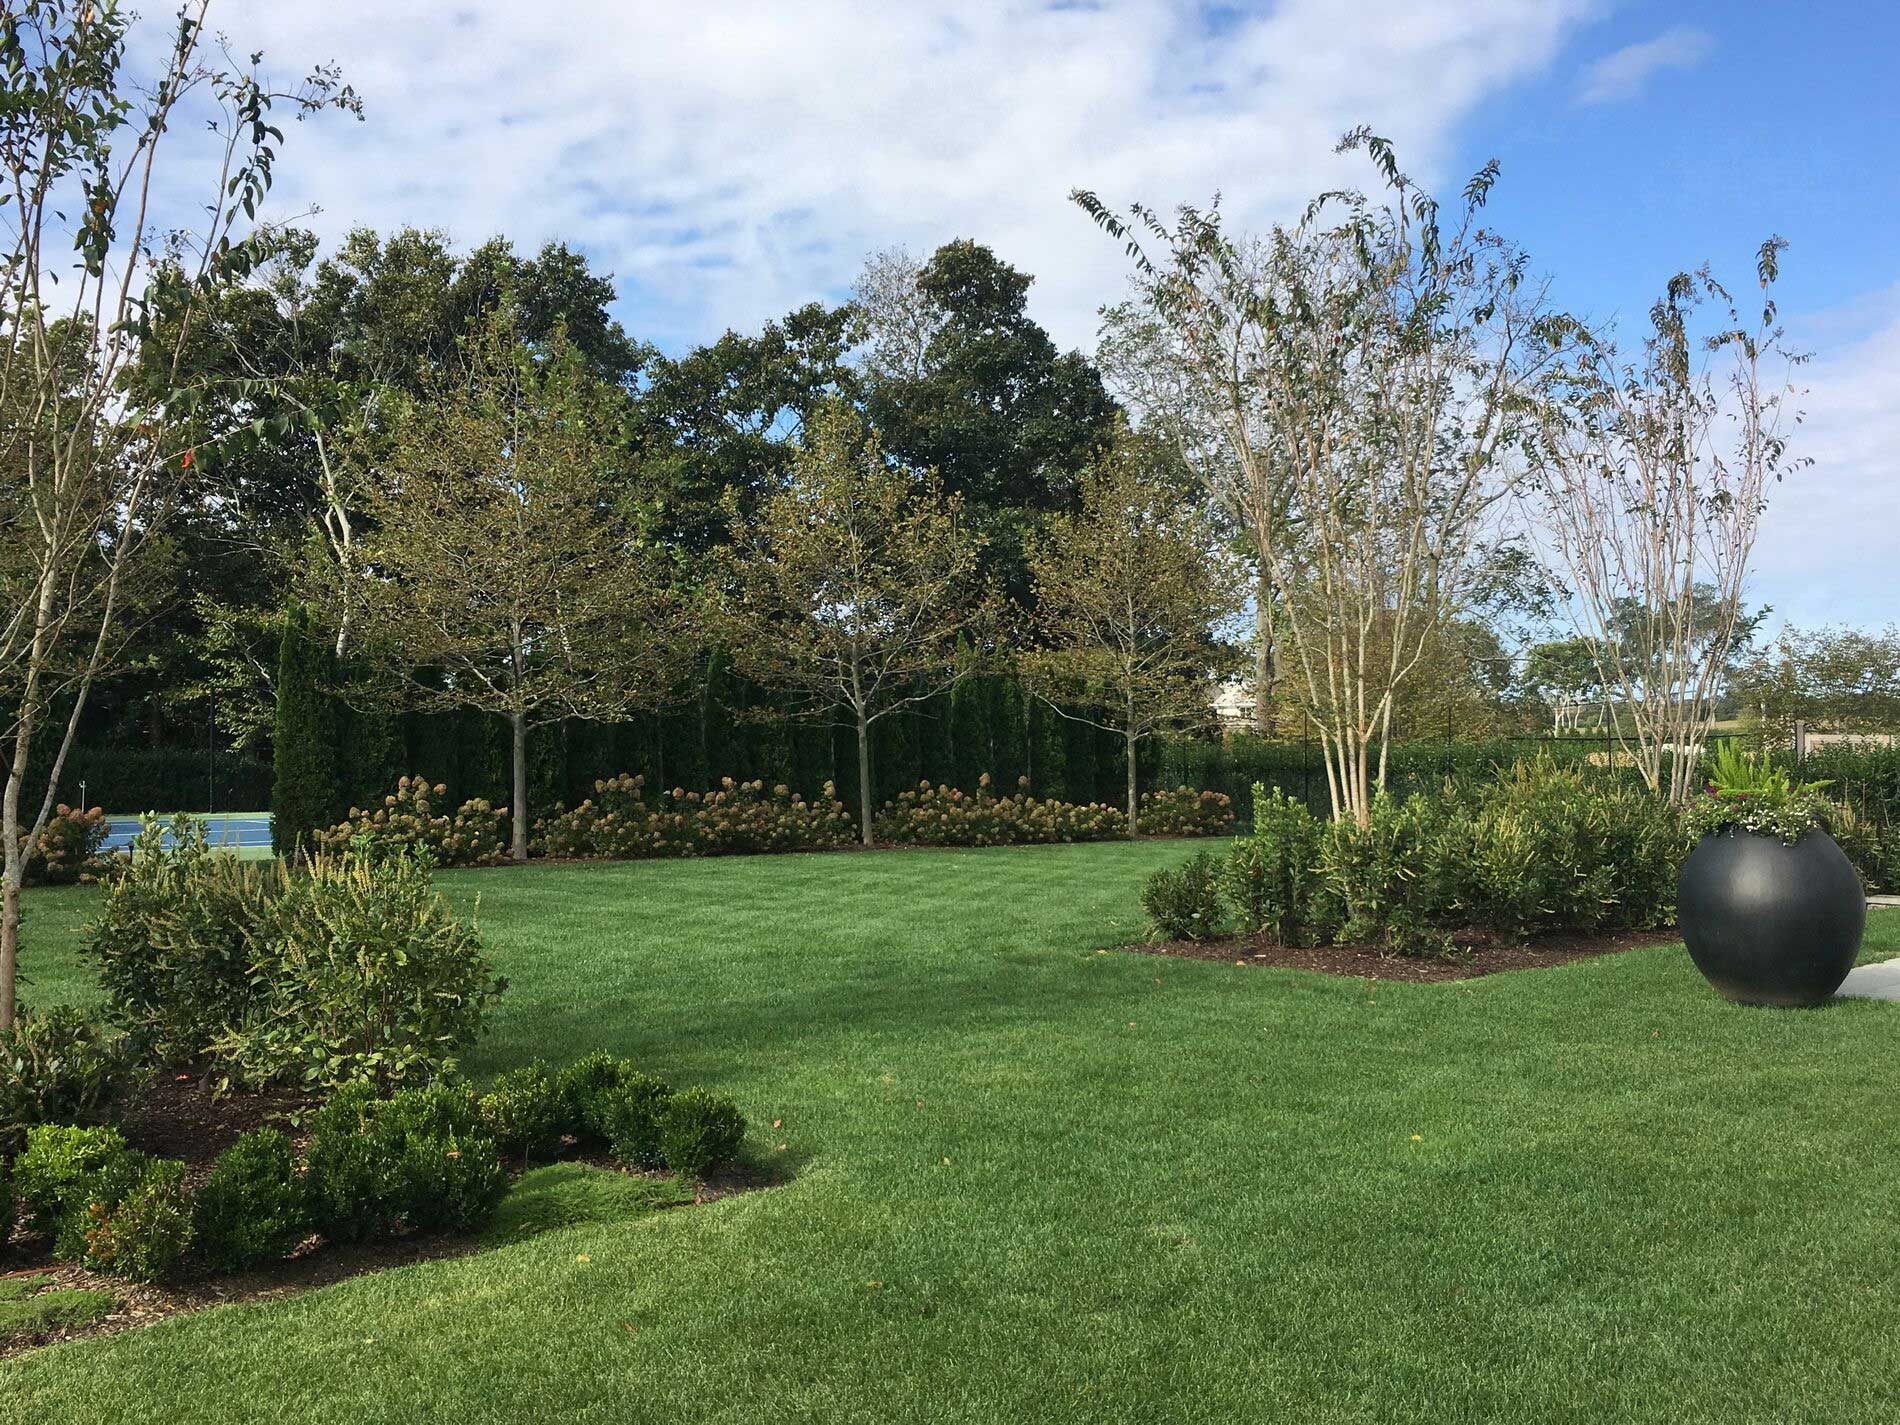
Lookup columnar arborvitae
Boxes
[270,606,343,857]
[993,677,1028,788]
[951,664,992,792]
[1028,697,1067,799]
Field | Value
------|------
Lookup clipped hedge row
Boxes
[45,747,272,816]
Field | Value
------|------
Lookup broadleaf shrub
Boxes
[24,804,112,885]
[13,1125,147,1240]
[88,817,285,1065]
[192,1129,310,1274]
[658,1087,747,1179]
[74,1157,195,1283]
[874,776,1127,847]
[600,1071,675,1170]
[0,1005,133,1154]
[1137,787,1235,837]
[1139,759,1693,957]
[537,775,855,859]
[305,1080,505,1241]
[1141,851,1226,941]
[313,777,510,867]
[478,1061,571,1161]
[558,1050,631,1147]
[1222,787,1334,945]
[208,850,504,1093]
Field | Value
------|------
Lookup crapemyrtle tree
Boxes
[0,0,356,1028]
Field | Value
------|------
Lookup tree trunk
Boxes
[1253,567,1275,736]
[0,840,21,1033]
[1125,725,1139,835]
[856,709,874,847]
[510,709,529,863]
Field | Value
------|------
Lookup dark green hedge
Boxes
[54,748,273,815]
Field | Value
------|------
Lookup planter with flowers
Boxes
[1677,746,1865,1007]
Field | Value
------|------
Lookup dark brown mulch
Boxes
[115,1075,318,1176]
[1120,926,1681,982]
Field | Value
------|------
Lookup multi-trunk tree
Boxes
[1079,133,1571,825]
[350,315,686,860]
[721,399,992,844]
[1022,422,1243,830]
[0,0,354,1029]
[1529,244,1803,801]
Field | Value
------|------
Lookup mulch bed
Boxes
[0,1074,772,1359]
[1121,926,1681,983]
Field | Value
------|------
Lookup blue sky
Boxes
[1461,2,1900,327]
[183,1,1896,630]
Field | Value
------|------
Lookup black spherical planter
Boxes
[1676,828,1866,1007]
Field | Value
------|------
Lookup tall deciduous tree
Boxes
[1530,245,1803,801]
[1733,624,1900,744]
[1022,423,1243,830]
[722,399,991,844]
[352,316,683,860]
[0,0,354,1028]
[854,241,1117,596]
[1079,133,1570,825]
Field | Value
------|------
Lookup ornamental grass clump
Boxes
[313,776,510,867]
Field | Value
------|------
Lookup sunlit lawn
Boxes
[7,848,1900,1424]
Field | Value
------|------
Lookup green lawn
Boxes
[6,847,1900,1423]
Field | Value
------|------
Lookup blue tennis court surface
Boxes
[103,813,273,854]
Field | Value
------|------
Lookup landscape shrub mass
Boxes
[190,1129,310,1273]
[313,776,511,867]
[1136,787,1237,837]
[1143,761,1694,955]
[874,776,1127,846]
[89,822,501,1091]
[1140,850,1227,941]
[0,1005,134,1154]
[537,775,855,859]
[23,805,113,886]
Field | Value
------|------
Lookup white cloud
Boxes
[137,0,1594,352]
[1750,287,1900,629]
[1576,24,1712,105]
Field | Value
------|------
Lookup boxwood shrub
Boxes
[192,1128,311,1274]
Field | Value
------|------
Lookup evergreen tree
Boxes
[1028,699,1067,799]
[270,607,343,856]
[993,677,1028,788]
[951,668,992,792]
